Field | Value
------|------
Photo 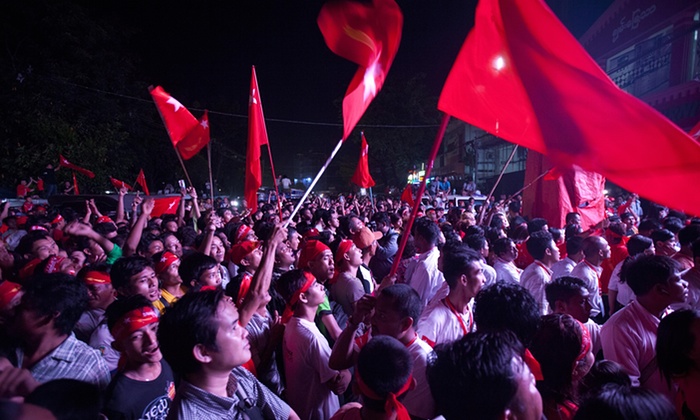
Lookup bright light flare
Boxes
[493,55,505,71]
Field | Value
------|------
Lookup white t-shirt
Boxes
[417,298,473,347]
[283,317,339,420]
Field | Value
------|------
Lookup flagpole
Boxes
[390,114,451,277]
[265,144,284,219]
[369,187,374,209]
[174,148,194,189]
[207,143,215,202]
[285,138,344,227]
[477,145,518,225]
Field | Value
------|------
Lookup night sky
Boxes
[62,0,615,183]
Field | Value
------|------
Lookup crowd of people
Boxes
[0,182,698,420]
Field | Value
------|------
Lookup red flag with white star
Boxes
[135,169,150,196]
[109,177,133,191]
[245,66,269,213]
[350,132,375,188]
[439,0,700,215]
[178,110,210,160]
[151,196,181,217]
[149,86,199,147]
[401,183,414,206]
[318,0,403,141]
[59,154,95,179]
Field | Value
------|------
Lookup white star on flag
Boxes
[166,97,184,112]
[363,55,381,102]
[200,119,209,129]
[167,200,177,211]
[250,88,258,105]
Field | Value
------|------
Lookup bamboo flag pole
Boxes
[477,144,518,225]
[390,114,451,277]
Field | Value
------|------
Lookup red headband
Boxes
[51,214,64,225]
[83,271,111,285]
[281,271,316,323]
[96,216,114,224]
[335,240,354,265]
[155,251,179,275]
[30,225,48,232]
[236,273,252,307]
[235,224,252,244]
[297,240,330,270]
[0,281,22,309]
[576,320,592,363]
[355,370,412,420]
[110,306,159,342]
[44,256,70,275]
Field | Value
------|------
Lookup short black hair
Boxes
[428,331,524,420]
[464,234,487,253]
[637,219,661,233]
[20,273,88,335]
[527,218,548,234]
[378,284,423,326]
[474,281,540,347]
[622,254,679,296]
[650,229,674,244]
[678,224,700,246]
[442,248,482,289]
[357,336,413,401]
[545,276,588,309]
[158,289,224,376]
[493,238,515,258]
[656,309,700,388]
[276,269,311,307]
[574,383,675,419]
[25,379,102,420]
[15,230,52,257]
[111,256,153,292]
[413,217,440,246]
[371,212,390,227]
[626,235,653,256]
[105,294,155,332]
[566,236,584,255]
[526,230,553,261]
[662,217,683,234]
[178,252,217,285]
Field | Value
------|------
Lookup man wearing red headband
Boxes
[103,295,175,419]
[330,239,365,318]
[278,269,351,419]
[153,251,186,307]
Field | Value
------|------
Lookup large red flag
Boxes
[178,110,210,160]
[149,86,199,147]
[689,120,700,141]
[109,177,133,191]
[318,0,403,141]
[350,133,375,188]
[245,67,269,213]
[135,169,150,196]
[439,0,700,215]
[151,196,181,218]
[59,154,95,178]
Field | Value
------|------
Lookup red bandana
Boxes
[111,306,159,342]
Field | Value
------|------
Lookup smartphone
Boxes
[178,179,186,189]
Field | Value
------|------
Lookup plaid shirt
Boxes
[168,367,290,420]
[14,333,110,389]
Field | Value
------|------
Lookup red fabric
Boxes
[135,169,150,196]
[110,177,133,191]
[350,133,376,188]
[438,0,700,216]
[151,197,181,217]
[317,0,403,141]
[59,154,95,178]
[72,172,80,195]
[155,251,179,275]
[16,184,29,197]
[149,86,199,147]
[522,151,605,230]
[245,67,269,214]
[178,110,210,160]
[600,243,628,294]
[111,306,159,342]
[401,184,414,206]
[690,120,700,141]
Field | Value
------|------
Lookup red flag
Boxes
[350,132,375,188]
[689,120,700,141]
[318,0,403,141]
[151,197,181,218]
[245,67,269,213]
[109,177,133,191]
[135,169,150,196]
[178,110,210,160]
[401,183,414,206]
[439,0,700,215]
[149,86,199,147]
[59,154,95,178]
[72,172,80,195]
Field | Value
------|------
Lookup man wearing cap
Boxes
[353,227,382,294]
[330,239,365,317]
[405,218,445,307]
[103,295,176,419]
[226,240,263,306]
[154,250,186,308]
